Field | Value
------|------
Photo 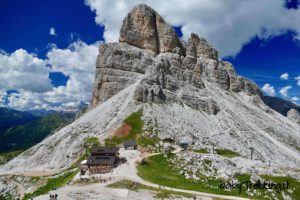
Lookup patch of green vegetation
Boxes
[201,159,213,172]
[0,193,13,200]
[0,149,24,165]
[260,175,300,200]
[107,179,140,191]
[137,124,161,152]
[105,110,144,146]
[104,136,123,147]
[203,159,212,165]
[295,146,300,152]
[107,179,193,199]
[85,137,100,150]
[30,176,41,183]
[68,137,100,169]
[194,148,209,154]
[137,154,248,197]
[137,154,297,199]
[235,174,251,183]
[215,149,241,158]
[23,169,78,200]
[137,134,160,148]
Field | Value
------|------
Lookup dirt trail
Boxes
[12,170,61,177]
[10,178,25,199]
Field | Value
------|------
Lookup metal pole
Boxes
[250,147,254,160]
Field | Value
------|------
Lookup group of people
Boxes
[49,194,58,200]
[88,165,113,174]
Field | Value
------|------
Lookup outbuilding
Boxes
[179,142,189,150]
[123,140,137,150]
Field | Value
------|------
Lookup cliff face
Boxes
[91,4,261,113]
[119,4,184,55]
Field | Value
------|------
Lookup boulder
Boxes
[287,109,300,125]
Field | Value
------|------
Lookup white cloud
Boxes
[0,49,52,93]
[295,75,300,86]
[47,43,57,49]
[280,72,289,80]
[50,27,57,36]
[262,83,276,96]
[0,90,7,107]
[1,40,100,111]
[85,0,300,57]
[279,85,292,97]
[46,40,100,105]
[291,96,299,101]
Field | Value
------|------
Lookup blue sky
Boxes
[0,0,299,110]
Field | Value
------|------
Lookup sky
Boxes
[0,0,299,111]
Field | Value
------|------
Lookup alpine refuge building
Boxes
[85,147,120,174]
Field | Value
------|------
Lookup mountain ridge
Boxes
[262,95,300,116]
[0,107,37,135]
[0,112,75,153]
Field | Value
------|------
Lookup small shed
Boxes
[179,142,189,150]
[123,140,137,150]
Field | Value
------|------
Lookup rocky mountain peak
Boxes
[119,4,184,55]
[91,4,261,109]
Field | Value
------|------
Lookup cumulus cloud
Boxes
[85,0,300,57]
[0,90,7,107]
[279,85,292,97]
[262,83,276,96]
[1,40,100,111]
[295,75,300,85]
[46,40,100,107]
[50,27,57,36]
[291,96,299,101]
[0,49,52,93]
[280,72,289,80]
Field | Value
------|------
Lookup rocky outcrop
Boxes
[91,4,261,114]
[119,4,184,55]
[287,109,300,125]
[186,33,218,60]
[91,43,155,106]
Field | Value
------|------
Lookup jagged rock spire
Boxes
[186,33,218,60]
[119,4,184,55]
